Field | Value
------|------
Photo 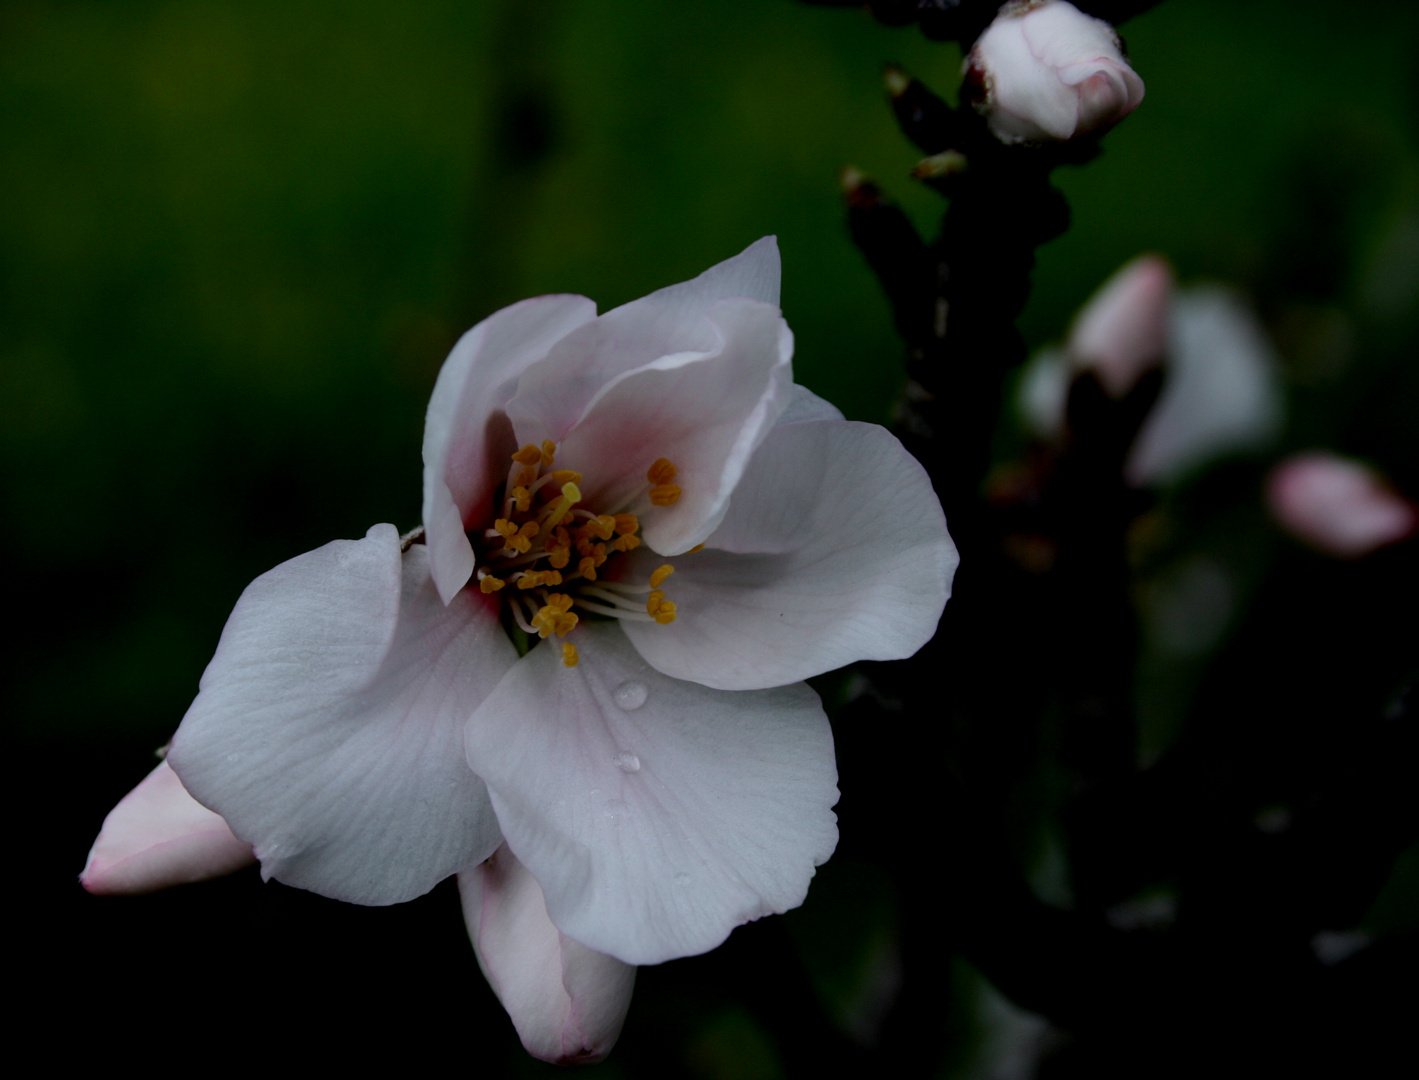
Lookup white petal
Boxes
[1018,346,1070,442]
[1128,286,1283,486]
[622,420,957,690]
[459,845,635,1065]
[80,760,255,896]
[422,295,598,604]
[548,298,794,555]
[505,237,782,443]
[776,382,845,425]
[169,525,513,905]
[464,624,839,966]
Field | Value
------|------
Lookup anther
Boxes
[653,601,678,625]
[511,486,532,512]
[647,458,677,486]
[646,589,665,617]
[649,483,681,506]
[611,534,641,552]
[513,445,543,466]
[515,465,538,488]
[550,470,582,486]
[540,440,556,467]
[649,564,674,588]
[562,642,579,667]
[479,575,505,594]
[687,543,705,554]
[614,513,639,535]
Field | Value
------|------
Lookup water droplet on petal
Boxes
[612,680,648,711]
[613,750,641,773]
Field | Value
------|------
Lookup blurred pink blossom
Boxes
[1266,452,1417,558]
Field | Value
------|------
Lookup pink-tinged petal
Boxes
[622,420,957,690]
[1068,254,1173,398]
[169,525,513,906]
[80,760,255,896]
[422,295,598,604]
[505,237,782,443]
[1266,452,1418,558]
[548,299,794,555]
[464,624,839,966]
[459,845,635,1065]
[1127,287,1283,487]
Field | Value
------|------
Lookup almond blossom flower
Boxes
[92,238,956,1060]
[966,0,1145,145]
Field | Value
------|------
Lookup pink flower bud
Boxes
[459,845,635,1065]
[80,759,255,895]
[1266,452,1417,558]
[1068,254,1173,397]
[966,0,1145,144]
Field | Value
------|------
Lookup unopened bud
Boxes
[1266,452,1417,558]
[965,0,1144,145]
[1068,254,1173,397]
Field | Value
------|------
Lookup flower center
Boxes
[473,442,694,667]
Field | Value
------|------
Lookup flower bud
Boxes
[1068,254,1173,398]
[966,0,1145,144]
[459,845,635,1065]
[80,759,255,895]
[1266,452,1417,558]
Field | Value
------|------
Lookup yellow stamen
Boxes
[647,458,677,485]
[613,513,639,536]
[646,589,665,617]
[519,521,540,541]
[611,534,641,553]
[577,556,598,581]
[479,575,505,594]
[540,440,556,467]
[513,445,543,466]
[653,601,678,625]
[550,469,582,486]
[649,483,681,506]
[511,486,532,512]
[592,514,616,540]
[562,642,579,667]
[649,564,674,589]
[687,543,705,554]
[515,465,538,488]
[494,519,518,538]
[547,545,571,569]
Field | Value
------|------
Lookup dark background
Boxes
[7,2,1417,1074]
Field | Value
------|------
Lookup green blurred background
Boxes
[6,1,1417,1075]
